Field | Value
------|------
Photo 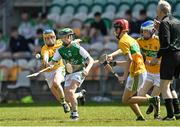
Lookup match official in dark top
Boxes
[152,0,180,120]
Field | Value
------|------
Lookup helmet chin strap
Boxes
[115,29,122,39]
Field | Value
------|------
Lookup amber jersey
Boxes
[119,33,146,77]
[137,36,160,74]
[41,39,64,72]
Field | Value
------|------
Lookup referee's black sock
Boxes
[165,99,174,118]
[173,98,180,114]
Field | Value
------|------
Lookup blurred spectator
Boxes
[90,12,108,36]
[90,12,107,44]
[90,29,104,44]
[9,26,30,53]
[136,9,151,34]
[81,23,91,43]
[30,28,44,54]
[18,11,35,40]
[0,29,9,52]
[34,28,44,47]
[124,9,138,35]
[33,12,54,31]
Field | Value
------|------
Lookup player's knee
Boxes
[53,73,64,83]
[53,79,62,86]
[52,83,58,89]
[69,90,75,97]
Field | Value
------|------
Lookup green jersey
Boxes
[52,41,91,67]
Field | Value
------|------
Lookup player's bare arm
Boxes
[107,49,122,61]
[42,51,50,67]
[83,56,94,77]
[118,53,132,81]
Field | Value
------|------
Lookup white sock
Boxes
[72,111,79,117]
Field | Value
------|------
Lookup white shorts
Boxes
[126,72,147,92]
[44,66,65,88]
[146,72,160,87]
[64,71,85,88]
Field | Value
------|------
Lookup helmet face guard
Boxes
[58,28,74,47]
[113,24,122,39]
[43,29,56,46]
[58,28,74,38]
[140,20,155,39]
[113,19,129,39]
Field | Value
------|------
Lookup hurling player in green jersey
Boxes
[51,28,94,120]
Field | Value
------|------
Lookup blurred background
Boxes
[0,0,179,104]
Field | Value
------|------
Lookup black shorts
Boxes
[160,51,180,80]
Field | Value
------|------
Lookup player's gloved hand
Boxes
[109,61,117,67]
[49,64,54,69]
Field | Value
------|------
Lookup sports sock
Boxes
[173,98,180,114]
[165,99,174,118]
[72,110,79,116]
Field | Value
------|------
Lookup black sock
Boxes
[164,99,174,118]
[173,98,180,114]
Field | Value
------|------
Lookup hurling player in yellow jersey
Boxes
[41,29,70,113]
[107,19,160,120]
[137,20,161,119]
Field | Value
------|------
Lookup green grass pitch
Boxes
[0,102,180,126]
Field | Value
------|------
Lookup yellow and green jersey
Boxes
[137,36,160,74]
[41,39,64,72]
[119,33,146,77]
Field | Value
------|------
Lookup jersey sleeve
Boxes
[52,49,62,62]
[41,46,49,58]
[79,46,91,59]
[119,41,130,55]
[136,38,142,48]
